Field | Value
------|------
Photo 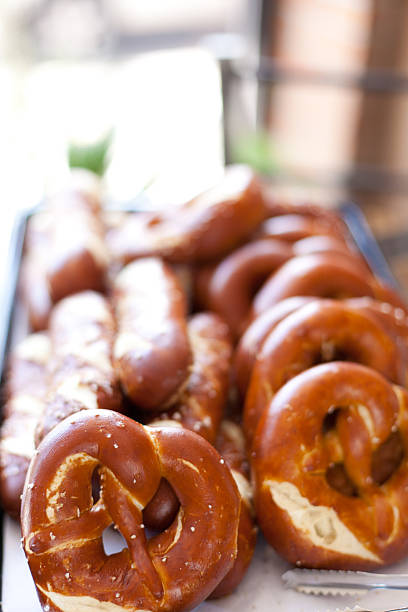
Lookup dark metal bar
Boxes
[338,201,400,290]
[0,212,30,385]
[111,29,225,56]
[230,58,408,94]
[0,209,33,612]
[219,59,234,165]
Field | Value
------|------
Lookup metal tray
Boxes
[1,201,407,612]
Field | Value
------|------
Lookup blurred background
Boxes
[1,0,408,286]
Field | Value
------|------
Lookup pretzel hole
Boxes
[371,430,404,485]
[91,466,101,504]
[326,463,358,497]
[102,526,128,556]
[315,343,352,365]
[322,408,341,434]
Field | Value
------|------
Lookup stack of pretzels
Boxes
[2,164,408,611]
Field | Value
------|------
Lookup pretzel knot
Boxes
[252,362,408,570]
[21,410,240,612]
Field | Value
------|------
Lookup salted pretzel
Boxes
[0,333,50,518]
[236,295,408,398]
[235,296,314,397]
[112,258,192,411]
[143,420,257,599]
[22,409,241,612]
[143,312,232,530]
[21,172,107,330]
[251,252,407,320]
[195,240,293,338]
[244,299,408,443]
[210,420,257,598]
[35,291,121,444]
[107,165,268,265]
[347,297,408,355]
[21,213,55,331]
[252,362,408,570]
[47,196,107,302]
[148,312,232,442]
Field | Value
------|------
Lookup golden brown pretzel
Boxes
[374,281,408,315]
[234,297,314,397]
[237,296,408,400]
[257,200,350,238]
[195,240,293,338]
[35,291,121,444]
[244,299,408,444]
[251,252,405,319]
[45,190,108,302]
[112,258,192,411]
[252,362,408,570]
[21,174,107,330]
[292,235,357,258]
[22,409,241,612]
[256,211,348,243]
[346,297,408,355]
[148,312,232,442]
[144,312,232,530]
[20,213,54,331]
[210,420,257,599]
[0,333,50,518]
[107,165,268,265]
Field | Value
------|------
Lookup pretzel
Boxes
[0,333,50,518]
[346,297,408,355]
[251,252,406,319]
[210,420,257,598]
[21,173,107,329]
[252,362,408,569]
[236,295,408,398]
[195,240,293,338]
[235,297,314,397]
[107,165,268,265]
[256,207,349,243]
[21,213,54,331]
[112,258,192,411]
[244,299,408,444]
[374,281,408,314]
[45,190,108,302]
[292,235,357,258]
[35,291,121,444]
[143,312,232,530]
[148,312,232,442]
[22,409,241,611]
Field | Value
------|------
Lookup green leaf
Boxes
[68,130,113,177]
[231,131,281,176]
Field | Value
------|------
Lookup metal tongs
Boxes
[331,608,408,612]
[283,568,408,611]
[283,568,408,597]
